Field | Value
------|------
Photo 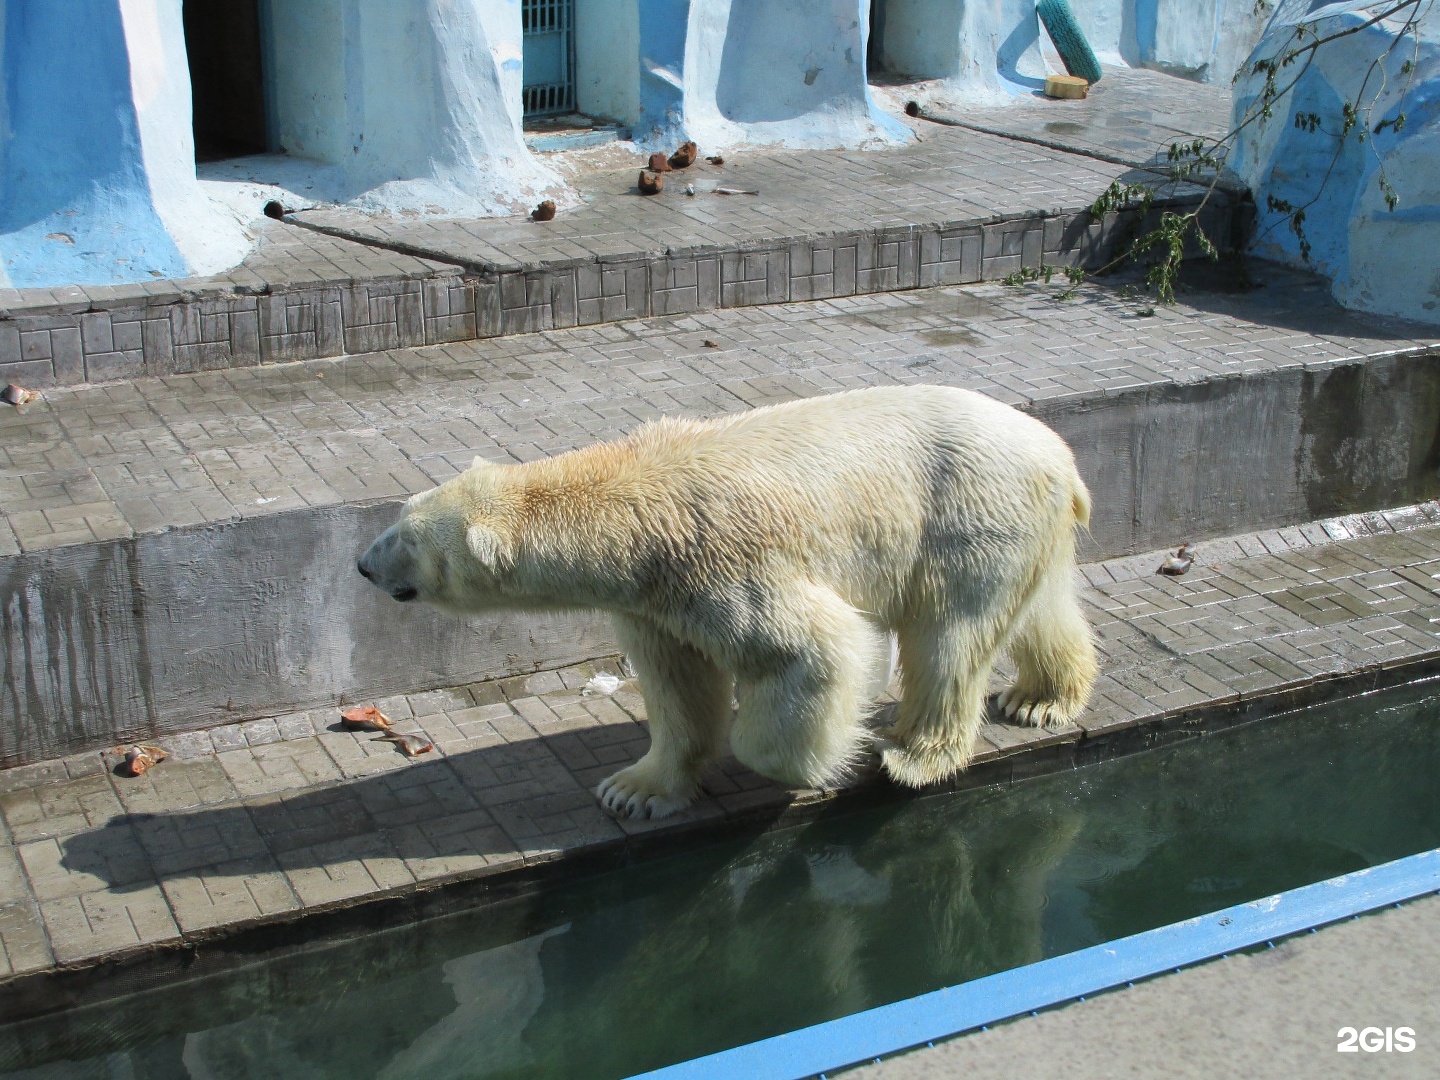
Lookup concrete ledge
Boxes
[0,196,1231,389]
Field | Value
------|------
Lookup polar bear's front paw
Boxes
[596,763,697,820]
[996,685,1079,727]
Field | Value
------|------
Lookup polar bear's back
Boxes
[621,385,1086,610]
[643,385,1080,522]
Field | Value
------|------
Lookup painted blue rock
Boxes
[1232,1,1440,325]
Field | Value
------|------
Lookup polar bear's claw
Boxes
[996,686,1077,728]
[596,765,695,820]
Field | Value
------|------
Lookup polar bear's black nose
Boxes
[357,561,373,581]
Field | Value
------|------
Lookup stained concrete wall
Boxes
[0,501,615,768]
[4,357,1439,767]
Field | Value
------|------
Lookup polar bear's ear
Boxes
[466,524,507,569]
[472,456,485,470]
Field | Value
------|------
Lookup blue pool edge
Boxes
[627,846,1440,1080]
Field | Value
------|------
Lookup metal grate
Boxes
[522,0,575,118]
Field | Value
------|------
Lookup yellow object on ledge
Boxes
[1045,74,1090,99]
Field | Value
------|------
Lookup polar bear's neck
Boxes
[496,437,683,612]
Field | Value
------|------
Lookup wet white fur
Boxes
[357,386,1098,819]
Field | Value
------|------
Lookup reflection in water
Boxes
[375,925,567,1080]
[4,685,1439,1080]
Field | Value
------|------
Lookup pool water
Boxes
[3,683,1439,1080]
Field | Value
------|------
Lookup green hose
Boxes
[1037,0,1103,84]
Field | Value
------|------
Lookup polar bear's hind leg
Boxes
[880,613,1006,787]
[596,615,732,820]
[997,557,1097,727]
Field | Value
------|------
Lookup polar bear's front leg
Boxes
[596,615,732,820]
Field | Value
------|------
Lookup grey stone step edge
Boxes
[0,195,1236,390]
[2,644,1435,1024]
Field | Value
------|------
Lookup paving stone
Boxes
[384,810,524,883]
[351,760,479,827]
[0,844,52,977]
[277,833,416,906]
[1,774,125,843]
[245,786,375,854]
[317,725,436,779]
[39,883,180,963]
[22,825,152,901]
[160,855,300,933]
[487,788,626,862]
[131,803,271,876]
[218,739,343,797]
[447,737,585,809]
[112,756,238,815]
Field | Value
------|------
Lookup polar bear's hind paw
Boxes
[878,734,973,788]
[596,764,697,820]
[996,685,1081,727]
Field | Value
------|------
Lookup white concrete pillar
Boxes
[263,0,567,216]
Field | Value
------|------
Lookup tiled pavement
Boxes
[294,110,1196,275]
[904,64,1235,172]
[5,509,1440,980]
[1,68,1235,387]
[2,264,1435,556]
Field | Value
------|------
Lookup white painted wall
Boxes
[266,0,348,163]
[576,0,641,124]
[119,0,253,276]
[1062,0,1268,84]
[260,0,566,217]
[876,0,1048,101]
[682,0,909,151]
[877,0,964,79]
[0,0,253,288]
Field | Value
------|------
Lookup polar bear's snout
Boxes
[358,524,420,602]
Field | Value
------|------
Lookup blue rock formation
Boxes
[1232,1,1440,324]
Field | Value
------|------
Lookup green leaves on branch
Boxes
[1001,264,1086,298]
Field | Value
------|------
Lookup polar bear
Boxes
[357,385,1097,819]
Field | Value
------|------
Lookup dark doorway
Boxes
[868,0,886,71]
[183,0,268,162]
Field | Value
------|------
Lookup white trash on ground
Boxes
[583,673,623,696]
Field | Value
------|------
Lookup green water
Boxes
[4,683,1440,1080]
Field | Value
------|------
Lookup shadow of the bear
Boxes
[57,713,833,893]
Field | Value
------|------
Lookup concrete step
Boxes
[4,518,1440,1015]
[1,118,1236,391]
[1,265,1436,767]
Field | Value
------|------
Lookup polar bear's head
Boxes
[357,463,514,613]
